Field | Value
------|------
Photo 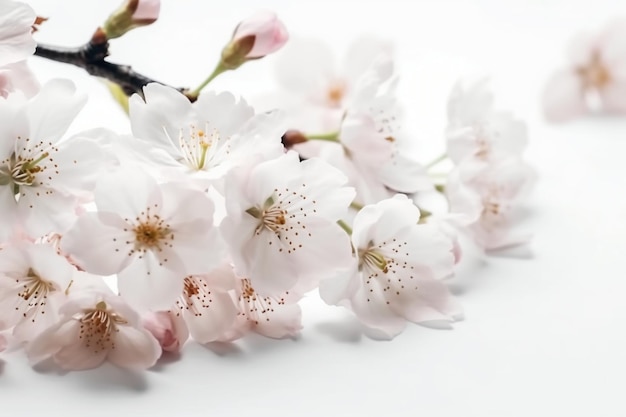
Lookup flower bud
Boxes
[221,11,288,69]
[142,311,187,354]
[102,0,161,40]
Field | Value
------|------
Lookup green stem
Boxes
[425,153,448,170]
[306,132,340,143]
[188,62,228,98]
[350,201,364,211]
[337,220,353,235]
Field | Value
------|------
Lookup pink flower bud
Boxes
[231,11,288,59]
[142,311,187,354]
[132,0,160,21]
[103,0,161,40]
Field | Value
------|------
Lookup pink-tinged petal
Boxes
[447,78,493,127]
[61,212,134,275]
[298,157,355,220]
[232,10,288,58]
[26,79,86,144]
[379,152,432,194]
[26,319,81,365]
[600,81,626,113]
[0,186,18,241]
[0,96,28,160]
[118,250,184,311]
[0,334,6,352]
[274,37,336,96]
[319,266,360,306]
[52,138,106,192]
[107,325,161,370]
[132,0,160,20]
[253,302,302,339]
[17,186,78,236]
[390,273,462,324]
[0,61,40,98]
[54,322,111,371]
[349,286,407,340]
[183,289,238,344]
[340,113,393,167]
[143,310,188,353]
[12,292,64,342]
[342,35,394,82]
[168,220,223,275]
[566,32,598,68]
[0,1,36,67]
[542,70,586,122]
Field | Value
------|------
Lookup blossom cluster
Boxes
[0,0,535,371]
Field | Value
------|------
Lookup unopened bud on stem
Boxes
[102,0,161,40]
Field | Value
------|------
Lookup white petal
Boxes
[18,186,78,236]
[26,319,80,365]
[274,37,336,96]
[0,1,36,67]
[117,250,184,311]
[61,212,135,275]
[194,91,255,138]
[26,79,86,144]
[542,70,586,122]
[183,289,238,344]
[94,167,160,219]
[107,325,161,370]
[129,83,194,154]
[342,35,394,81]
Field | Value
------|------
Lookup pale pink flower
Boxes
[0,61,39,98]
[0,0,36,67]
[320,58,432,204]
[232,11,288,59]
[129,83,284,190]
[0,242,74,342]
[221,151,355,295]
[446,157,535,251]
[0,79,104,240]
[206,264,302,341]
[142,310,188,353]
[543,19,626,122]
[446,79,527,164]
[275,35,393,114]
[169,266,239,344]
[320,195,461,339]
[26,290,161,371]
[61,169,223,310]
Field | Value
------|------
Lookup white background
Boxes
[3,0,626,416]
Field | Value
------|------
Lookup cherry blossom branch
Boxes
[34,40,191,99]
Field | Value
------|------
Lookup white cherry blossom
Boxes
[0,79,104,240]
[446,157,535,251]
[221,151,355,295]
[0,0,36,67]
[129,83,285,189]
[169,266,239,345]
[320,195,461,339]
[0,242,74,342]
[61,168,224,310]
[26,289,161,371]
[446,79,528,165]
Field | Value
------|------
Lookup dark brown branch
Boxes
[34,38,192,100]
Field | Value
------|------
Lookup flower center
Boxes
[578,53,611,89]
[173,276,214,317]
[358,247,389,273]
[238,279,286,324]
[79,301,127,354]
[131,210,172,251]
[246,196,288,235]
[0,152,50,195]
[177,124,220,170]
[15,268,56,320]
[326,80,346,107]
